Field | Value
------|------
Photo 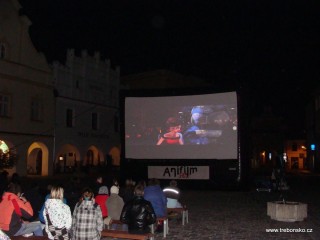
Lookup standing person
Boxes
[95,186,109,219]
[144,179,167,218]
[105,186,124,230]
[0,183,43,237]
[71,188,103,240]
[120,184,156,234]
[43,186,72,239]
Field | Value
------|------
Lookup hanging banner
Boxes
[148,166,209,180]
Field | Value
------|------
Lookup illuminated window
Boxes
[31,98,43,121]
[0,94,10,117]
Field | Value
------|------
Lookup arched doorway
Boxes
[56,144,80,173]
[27,142,49,176]
[85,146,104,166]
[109,146,120,166]
[87,150,94,165]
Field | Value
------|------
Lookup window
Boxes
[66,109,74,127]
[0,42,5,59]
[0,94,10,117]
[92,112,98,130]
[31,98,43,121]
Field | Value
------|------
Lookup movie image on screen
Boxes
[124,91,238,159]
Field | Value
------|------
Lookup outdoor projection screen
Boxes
[124,91,238,159]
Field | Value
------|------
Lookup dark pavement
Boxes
[154,174,320,239]
[19,171,320,239]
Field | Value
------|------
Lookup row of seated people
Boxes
[0,177,184,239]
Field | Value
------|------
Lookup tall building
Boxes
[0,0,54,176]
[53,49,120,173]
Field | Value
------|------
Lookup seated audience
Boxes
[120,184,156,234]
[0,183,43,237]
[43,186,72,239]
[71,188,103,240]
[93,176,106,196]
[163,180,182,208]
[0,229,10,240]
[105,186,125,230]
[144,178,167,217]
[119,178,135,203]
[95,186,109,219]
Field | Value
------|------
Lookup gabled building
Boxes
[53,49,120,172]
[0,0,54,176]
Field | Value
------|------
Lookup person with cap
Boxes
[183,106,209,144]
[95,186,109,219]
[105,185,125,230]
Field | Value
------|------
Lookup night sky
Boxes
[17,0,320,133]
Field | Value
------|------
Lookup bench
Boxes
[107,217,168,238]
[167,207,189,225]
[11,236,48,240]
[150,216,169,238]
[101,229,154,240]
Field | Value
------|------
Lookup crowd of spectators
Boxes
[0,170,184,239]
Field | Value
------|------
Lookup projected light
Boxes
[124,91,238,160]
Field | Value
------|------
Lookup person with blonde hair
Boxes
[71,188,103,240]
[43,186,72,239]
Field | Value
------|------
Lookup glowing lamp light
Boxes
[0,140,9,153]
[163,188,179,194]
[311,144,315,151]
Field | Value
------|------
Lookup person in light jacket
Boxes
[43,186,72,239]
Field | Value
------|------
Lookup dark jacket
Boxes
[120,196,156,234]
